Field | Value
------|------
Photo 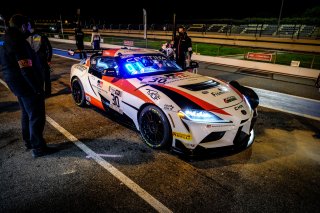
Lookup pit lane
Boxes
[0,42,319,212]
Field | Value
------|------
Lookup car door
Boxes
[87,56,103,100]
[97,57,124,115]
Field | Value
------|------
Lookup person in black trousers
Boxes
[0,14,58,158]
[173,25,192,69]
[75,26,87,59]
[27,19,53,97]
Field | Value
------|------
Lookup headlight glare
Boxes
[178,109,231,123]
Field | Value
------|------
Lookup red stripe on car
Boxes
[102,77,154,104]
[85,93,104,110]
[159,84,230,115]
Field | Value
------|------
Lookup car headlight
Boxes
[178,109,231,123]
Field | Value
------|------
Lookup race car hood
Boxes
[140,71,244,110]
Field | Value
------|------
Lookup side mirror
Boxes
[189,61,199,69]
[102,68,116,76]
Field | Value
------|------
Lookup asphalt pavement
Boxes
[0,42,319,212]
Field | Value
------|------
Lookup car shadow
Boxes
[42,138,156,165]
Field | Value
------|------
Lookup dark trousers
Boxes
[176,56,186,69]
[17,95,46,149]
[76,43,87,59]
[93,41,100,50]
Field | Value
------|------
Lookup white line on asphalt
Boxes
[0,78,8,89]
[248,86,320,103]
[259,103,320,121]
[46,115,172,213]
[0,79,172,213]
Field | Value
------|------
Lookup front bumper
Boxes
[172,129,254,157]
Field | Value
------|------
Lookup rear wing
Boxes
[67,48,109,56]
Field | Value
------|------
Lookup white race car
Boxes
[70,48,259,155]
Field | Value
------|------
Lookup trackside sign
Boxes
[123,40,134,46]
[246,52,273,62]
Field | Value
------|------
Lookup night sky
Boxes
[1,0,319,23]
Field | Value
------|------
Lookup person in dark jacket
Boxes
[173,25,192,69]
[0,14,58,158]
[27,19,53,97]
[75,26,87,59]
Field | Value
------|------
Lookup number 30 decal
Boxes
[111,93,120,107]
[149,77,167,84]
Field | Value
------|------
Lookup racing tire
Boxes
[139,105,172,149]
[71,77,86,107]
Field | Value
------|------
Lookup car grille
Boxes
[179,80,219,91]
[233,127,250,146]
[200,131,226,144]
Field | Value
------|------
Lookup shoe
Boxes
[32,146,59,158]
[45,93,52,98]
[24,142,32,151]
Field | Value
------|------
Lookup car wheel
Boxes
[139,105,172,149]
[71,77,86,107]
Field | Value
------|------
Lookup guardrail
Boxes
[61,29,320,53]
[49,37,320,82]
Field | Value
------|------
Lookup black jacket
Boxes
[0,27,43,96]
[173,32,192,59]
[38,34,52,63]
[75,29,85,49]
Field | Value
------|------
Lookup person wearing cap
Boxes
[173,25,192,69]
[27,19,53,97]
[0,14,58,158]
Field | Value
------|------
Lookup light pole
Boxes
[276,0,284,36]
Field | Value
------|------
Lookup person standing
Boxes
[0,14,58,158]
[75,26,87,59]
[27,19,53,97]
[173,25,192,69]
[90,26,101,50]
[316,72,320,92]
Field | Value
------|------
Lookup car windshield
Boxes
[119,54,182,76]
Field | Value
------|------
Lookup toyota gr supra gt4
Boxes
[70,48,259,155]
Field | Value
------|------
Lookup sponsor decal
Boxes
[172,132,192,140]
[241,110,247,115]
[141,72,196,85]
[246,52,273,62]
[206,124,234,128]
[123,40,134,46]
[109,87,121,96]
[164,104,174,111]
[202,91,209,94]
[97,80,103,88]
[18,59,32,68]
[211,87,228,97]
[85,95,91,101]
[224,96,237,103]
[146,89,160,100]
[234,105,243,110]
[74,64,87,72]
[109,86,123,114]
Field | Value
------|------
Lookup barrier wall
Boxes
[49,38,320,80]
[63,29,320,53]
